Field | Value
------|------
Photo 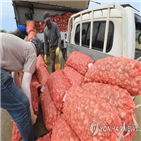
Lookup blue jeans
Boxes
[1,69,38,141]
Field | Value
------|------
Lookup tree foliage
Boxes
[0,29,16,34]
[0,29,7,33]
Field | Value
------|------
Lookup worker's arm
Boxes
[44,29,48,56]
[21,72,37,125]
[12,71,21,88]
[56,24,61,49]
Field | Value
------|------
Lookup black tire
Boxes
[138,33,141,44]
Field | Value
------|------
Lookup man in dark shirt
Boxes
[43,11,61,72]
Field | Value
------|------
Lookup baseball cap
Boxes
[43,11,50,22]
[18,25,28,36]
[31,38,42,56]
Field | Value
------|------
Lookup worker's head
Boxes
[43,11,52,29]
[65,33,67,38]
[31,38,42,56]
[15,25,28,39]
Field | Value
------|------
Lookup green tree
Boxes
[0,29,7,33]
[9,30,16,34]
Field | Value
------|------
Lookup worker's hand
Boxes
[31,112,37,125]
[44,55,47,63]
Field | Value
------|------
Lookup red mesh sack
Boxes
[83,82,135,140]
[12,122,22,141]
[28,21,35,28]
[51,117,80,141]
[63,85,122,141]
[63,66,84,86]
[47,70,71,111]
[36,55,46,69]
[35,21,39,27]
[84,57,141,96]
[36,132,51,141]
[40,86,60,131]
[27,25,34,33]
[39,21,43,26]
[36,55,49,87]
[27,31,36,41]
[65,51,94,75]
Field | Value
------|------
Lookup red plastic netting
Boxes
[63,66,84,86]
[83,82,136,141]
[47,70,71,112]
[40,86,60,131]
[63,85,122,141]
[36,55,49,87]
[84,57,141,96]
[65,51,94,75]
[51,117,80,141]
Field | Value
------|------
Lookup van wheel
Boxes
[138,33,141,44]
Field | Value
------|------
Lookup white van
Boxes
[67,3,141,62]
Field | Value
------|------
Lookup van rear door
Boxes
[135,14,141,60]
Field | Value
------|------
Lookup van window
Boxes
[74,21,114,52]
[135,14,141,59]
[75,24,80,45]
[82,22,91,47]
[92,21,114,52]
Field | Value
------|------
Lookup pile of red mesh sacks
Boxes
[34,12,74,33]
[27,21,36,41]
[47,70,71,112]
[51,117,80,141]
[83,82,136,141]
[65,51,94,75]
[40,86,60,131]
[84,57,141,96]
[53,52,140,140]
[63,85,122,141]
[12,51,141,141]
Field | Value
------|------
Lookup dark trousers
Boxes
[49,47,57,72]
[1,69,37,141]
[63,48,67,60]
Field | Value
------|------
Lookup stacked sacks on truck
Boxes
[84,57,141,96]
[83,82,136,141]
[36,55,50,88]
[40,86,60,131]
[65,51,94,76]
[47,70,71,112]
[63,85,123,141]
[51,117,80,141]
[35,12,75,33]
[63,66,84,86]
[12,73,40,141]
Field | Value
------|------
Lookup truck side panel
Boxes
[67,44,112,61]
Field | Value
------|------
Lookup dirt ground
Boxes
[0,55,141,141]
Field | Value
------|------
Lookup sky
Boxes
[0,0,141,32]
